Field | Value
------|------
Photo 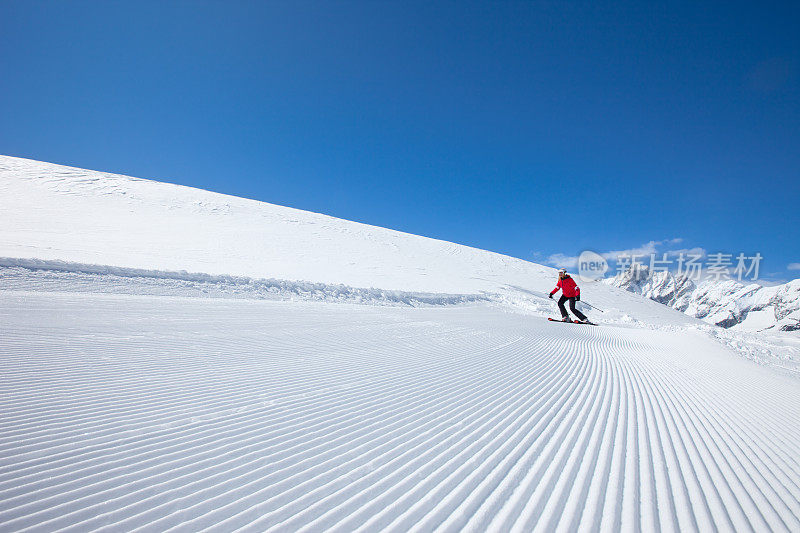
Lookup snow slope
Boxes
[2,156,800,531]
[1,155,552,295]
[0,155,721,329]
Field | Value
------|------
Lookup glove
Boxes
[548,293,553,299]
[576,295,581,302]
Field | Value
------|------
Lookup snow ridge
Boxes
[0,258,490,307]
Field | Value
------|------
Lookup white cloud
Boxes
[543,238,694,269]
[788,263,800,271]
[599,239,695,262]
[660,247,708,259]
[599,240,661,261]
[544,253,579,268]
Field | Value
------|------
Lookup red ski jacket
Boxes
[550,275,580,298]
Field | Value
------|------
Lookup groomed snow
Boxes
[3,292,800,532]
[1,156,800,531]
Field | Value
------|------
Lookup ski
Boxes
[548,318,598,326]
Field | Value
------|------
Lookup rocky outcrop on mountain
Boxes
[607,266,800,332]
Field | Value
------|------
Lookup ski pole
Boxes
[580,301,605,313]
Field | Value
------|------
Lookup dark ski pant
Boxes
[558,295,587,321]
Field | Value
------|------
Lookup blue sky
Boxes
[1,1,798,281]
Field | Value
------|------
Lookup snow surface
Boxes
[2,155,800,531]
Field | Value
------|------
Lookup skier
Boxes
[549,268,590,323]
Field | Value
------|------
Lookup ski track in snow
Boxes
[1,291,799,532]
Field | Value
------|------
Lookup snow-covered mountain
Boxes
[607,266,800,332]
[2,155,800,531]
